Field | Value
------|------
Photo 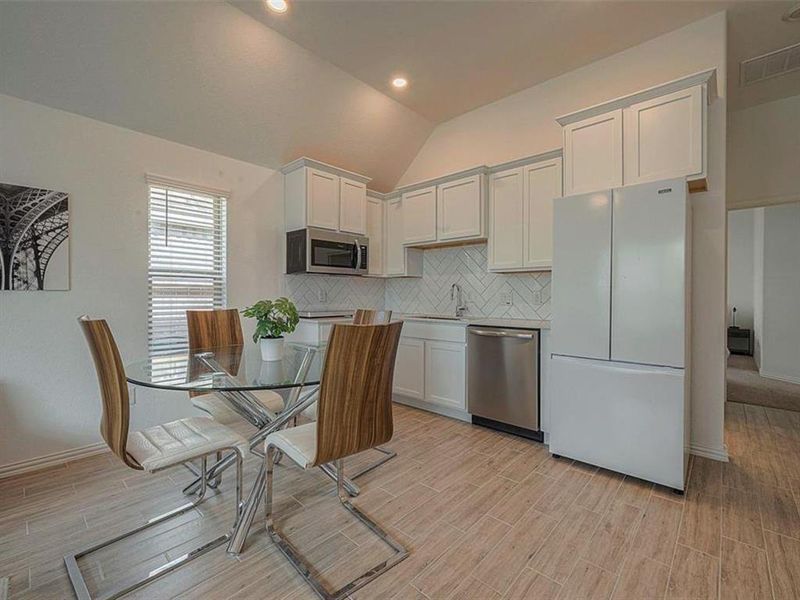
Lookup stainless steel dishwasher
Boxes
[467,325,542,441]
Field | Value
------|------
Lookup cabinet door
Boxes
[402,186,437,244]
[366,197,384,276]
[524,158,562,270]
[339,178,367,234]
[624,86,704,185]
[437,175,484,241]
[306,168,340,231]
[393,338,425,400]
[385,198,405,276]
[563,110,623,195]
[488,167,524,271]
[424,341,466,410]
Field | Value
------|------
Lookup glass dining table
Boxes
[125,341,360,556]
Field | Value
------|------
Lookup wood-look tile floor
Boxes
[2,401,800,599]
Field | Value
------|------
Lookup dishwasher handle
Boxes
[469,328,536,340]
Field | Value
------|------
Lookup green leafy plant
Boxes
[242,297,299,343]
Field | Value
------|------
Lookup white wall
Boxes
[759,203,800,384]
[398,12,729,460]
[753,208,764,368]
[727,94,800,210]
[727,209,755,329]
[0,94,284,470]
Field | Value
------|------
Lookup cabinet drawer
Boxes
[400,321,467,343]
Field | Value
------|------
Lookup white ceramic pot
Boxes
[259,337,284,361]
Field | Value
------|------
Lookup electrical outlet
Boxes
[532,290,543,305]
[317,289,327,303]
[502,291,513,306]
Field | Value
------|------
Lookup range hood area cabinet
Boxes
[558,69,716,196]
[365,191,422,278]
[282,157,370,235]
[488,152,562,272]
[399,169,489,247]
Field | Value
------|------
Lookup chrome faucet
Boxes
[451,283,467,317]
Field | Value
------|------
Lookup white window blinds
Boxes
[148,181,227,357]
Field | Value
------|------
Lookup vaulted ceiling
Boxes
[1,1,796,192]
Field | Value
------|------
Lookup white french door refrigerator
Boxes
[550,178,691,490]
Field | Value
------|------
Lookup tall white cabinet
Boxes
[558,69,716,196]
[488,152,562,272]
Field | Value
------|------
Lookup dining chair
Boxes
[186,308,285,425]
[263,322,408,599]
[300,308,397,478]
[66,316,248,600]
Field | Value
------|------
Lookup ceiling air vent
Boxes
[740,41,800,87]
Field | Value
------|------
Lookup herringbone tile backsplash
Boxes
[284,243,550,321]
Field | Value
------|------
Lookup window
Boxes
[147,177,227,356]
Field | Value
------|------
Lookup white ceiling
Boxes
[2,1,796,193]
[233,0,733,123]
[728,1,800,111]
[0,1,433,191]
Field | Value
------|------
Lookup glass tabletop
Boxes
[125,343,324,392]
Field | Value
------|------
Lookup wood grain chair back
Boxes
[186,309,244,350]
[313,322,403,467]
[78,316,142,470]
[186,309,244,397]
[352,309,392,324]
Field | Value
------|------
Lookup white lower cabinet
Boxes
[423,341,466,410]
[392,322,468,419]
[393,338,425,400]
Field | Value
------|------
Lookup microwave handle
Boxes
[354,239,362,270]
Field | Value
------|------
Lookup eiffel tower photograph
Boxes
[0,183,69,291]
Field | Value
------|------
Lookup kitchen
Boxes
[3,3,799,599]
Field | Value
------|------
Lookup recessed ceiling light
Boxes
[266,0,288,14]
[392,77,408,89]
[783,3,800,21]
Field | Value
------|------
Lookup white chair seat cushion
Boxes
[265,422,317,470]
[192,390,285,425]
[127,416,249,472]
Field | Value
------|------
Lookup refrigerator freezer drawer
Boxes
[550,355,687,489]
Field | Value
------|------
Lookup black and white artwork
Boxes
[0,183,70,291]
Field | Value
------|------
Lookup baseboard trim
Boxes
[690,442,729,463]
[392,395,471,423]
[759,370,800,386]
[0,442,108,480]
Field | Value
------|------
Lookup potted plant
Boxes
[242,297,300,361]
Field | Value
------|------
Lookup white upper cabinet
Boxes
[402,185,438,244]
[558,69,716,195]
[488,153,562,272]
[563,110,623,196]
[339,178,367,234]
[623,86,704,186]
[282,158,371,233]
[385,195,423,278]
[306,167,340,230]
[437,174,485,241]
[366,195,384,276]
[488,167,525,271]
[524,157,562,269]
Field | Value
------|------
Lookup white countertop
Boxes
[298,313,549,330]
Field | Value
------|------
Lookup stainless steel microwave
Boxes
[286,227,369,275]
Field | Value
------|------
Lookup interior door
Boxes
[611,179,687,368]
[551,189,612,360]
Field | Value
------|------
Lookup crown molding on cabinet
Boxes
[280,156,372,184]
[489,149,563,174]
[555,68,717,127]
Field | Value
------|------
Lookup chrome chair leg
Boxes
[264,449,408,600]
[347,446,397,479]
[182,458,220,490]
[65,448,243,600]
